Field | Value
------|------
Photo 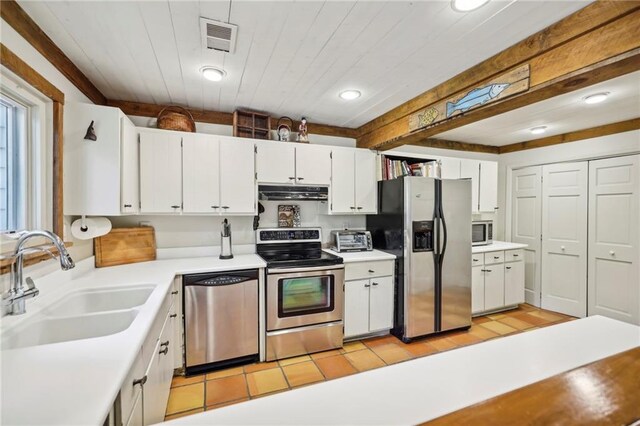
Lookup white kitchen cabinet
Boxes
[504,260,525,306]
[479,161,498,212]
[125,391,143,426]
[64,103,139,215]
[256,142,296,184]
[219,137,256,214]
[471,265,484,314]
[139,130,183,213]
[330,148,377,214]
[182,134,220,213]
[143,313,174,425]
[460,159,480,212]
[472,248,525,315]
[296,144,332,185]
[439,157,461,179]
[344,260,395,339]
[170,277,183,369]
[483,263,505,311]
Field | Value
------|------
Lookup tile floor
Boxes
[164,304,575,420]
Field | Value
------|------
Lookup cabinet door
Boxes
[125,391,143,426]
[182,134,220,213]
[439,157,461,180]
[504,261,525,306]
[344,279,371,338]
[256,142,295,184]
[369,275,394,332]
[143,315,174,426]
[460,159,480,212]
[354,150,378,214]
[483,264,504,311]
[295,144,331,185]
[120,116,139,214]
[170,278,183,370]
[219,138,256,214]
[140,131,182,213]
[471,265,484,314]
[331,149,355,213]
[479,161,498,212]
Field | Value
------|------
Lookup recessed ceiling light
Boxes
[339,90,361,100]
[530,126,547,135]
[201,66,226,82]
[451,0,490,12]
[583,92,609,104]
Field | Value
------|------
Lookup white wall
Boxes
[496,129,640,240]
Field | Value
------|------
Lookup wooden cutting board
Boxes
[94,226,157,268]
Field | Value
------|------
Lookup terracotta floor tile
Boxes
[427,337,459,352]
[205,375,249,406]
[344,349,385,372]
[498,316,536,331]
[244,361,279,373]
[310,349,342,360]
[370,343,414,364]
[513,313,551,326]
[468,325,500,340]
[401,341,439,357]
[486,313,507,320]
[481,321,518,335]
[527,310,564,322]
[342,341,368,352]
[362,335,400,348]
[165,382,204,415]
[171,374,204,388]
[472,316,492,324]
[282,361,325,387]
[206,397,249,411]
[314,354,357,379]
[205,366,244,380]
[447,332,483,347]
[246,368,289,396]
[164,407,204,421]
[278,355,311,366]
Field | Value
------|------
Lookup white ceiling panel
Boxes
[18,0,594,127]
[437,71,640,146]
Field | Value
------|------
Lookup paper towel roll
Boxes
[71,217,112,240]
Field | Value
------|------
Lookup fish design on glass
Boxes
[446,83,510,117]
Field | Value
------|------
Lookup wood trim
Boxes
[409,139,499,154]
[0,0,106,105]
[358,1,640,138]
[499,118,640,154]
[108,99,359,139]
[0,43,64,104]
[424,346,640,425]
[52,101,63,236]
[0,242,73,275]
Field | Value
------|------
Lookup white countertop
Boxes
[0,254,266,426]
[323,248,396,263]
[472,240,528,253]
[164,316,640,425]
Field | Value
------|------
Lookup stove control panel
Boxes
[257,228,321,243]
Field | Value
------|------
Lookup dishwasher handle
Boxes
[183,269,259,287]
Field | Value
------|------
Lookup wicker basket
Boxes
[157,106,195,132]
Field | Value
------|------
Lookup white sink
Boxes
[43,285,155,316]
[1,309,139,350]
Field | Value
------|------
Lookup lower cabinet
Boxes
[484,264,505,312]
[472,249,525,315]
[344,260,394,339]
[504,261,525,306]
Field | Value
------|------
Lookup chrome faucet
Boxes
[2,230,75,316]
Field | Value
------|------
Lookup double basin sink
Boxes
[1,285,156,350]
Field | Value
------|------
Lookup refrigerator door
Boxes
[439,179,472,332]
[404,177,436,339]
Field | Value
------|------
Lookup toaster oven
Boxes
[331,230,373,252]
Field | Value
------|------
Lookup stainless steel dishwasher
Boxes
[183,269,259,375]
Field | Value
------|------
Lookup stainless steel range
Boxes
[256,228,344,361]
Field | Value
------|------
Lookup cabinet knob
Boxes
[170,313,177,318]
[506,266,512,270]
[609,250,616,256]
[222,206,229,209]
[211,206,219,209]
[297,177,304,180]
[357,207,363,210]
[171,290,178,295]
[368,270,375,273]
[171,205,180,209]
[472,259,479,262]
[364,283,370,287]
[561,246,566,251]
[288,177,295,180]
[350,207,356,210]
[159,347,169,356]
[160,340,170,347]
[133,375,147,387]
[493,256,500,259]
[513,254,519,257]
[372,282,379,286]
[123,204,132,208]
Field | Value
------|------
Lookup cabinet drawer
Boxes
[345,260,394,281]
[505,249,524,263]
[471,253,483,266]
[484,251,504,265]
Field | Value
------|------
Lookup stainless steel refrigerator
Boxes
[367,176,472,342]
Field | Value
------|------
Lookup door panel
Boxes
[504,261,525,306]
[471,266,484,314]
[295,144,331,185]
[344,279,370,338]
[219,139,256,214]
[588,155,639,324]
[139,131,182,213]
[440,179,472,331]
[541,162,588,317]
[355,150,378,213]
[483,264,505,311]
[120,116,139,214]
[460,159,479,212]
[182,134,220,213]
[330,149,355,213]
[256,142,295,184]
[511,166,542,306]
[479,161,498,212]
[369,276,394,332]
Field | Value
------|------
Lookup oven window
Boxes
[278,275,334,317]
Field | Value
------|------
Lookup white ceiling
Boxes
[19,0,592,128]
[437,71,640,146]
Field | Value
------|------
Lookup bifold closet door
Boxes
[511,166,542,306]
[588,155,640,325]
[540,162,588,317]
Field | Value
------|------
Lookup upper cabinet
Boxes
[330,148,377,214]
[460,159,498,212]
[256,141,331,186]
[139,130,183,214]
[182,133,220,213]
[64,103,139,216]
[218,137,256,214]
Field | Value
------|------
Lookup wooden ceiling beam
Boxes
[405,138,499,154]
[358,2,640,151]
[499,118,640,154]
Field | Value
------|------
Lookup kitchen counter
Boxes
[472,241,527,253]
[163,316,640,425]
[323,248,396,263]
[0,254,266,426]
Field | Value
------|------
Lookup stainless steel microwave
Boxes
[472,221,493,246]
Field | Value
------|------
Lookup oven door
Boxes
[267,265,344,331]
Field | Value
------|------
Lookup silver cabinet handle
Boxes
[133,375,147,387]
[160,340,169,347]
[364,283,370,287]
[159,347,169,355]
[171,290,178,295]
[609,250,616,256]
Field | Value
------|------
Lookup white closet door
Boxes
[511,166,542,306]
[541,162,588,317]
[588,155,640,324]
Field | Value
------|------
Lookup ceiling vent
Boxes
[200,18,237,54]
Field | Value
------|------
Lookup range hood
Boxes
[258,185,328,201]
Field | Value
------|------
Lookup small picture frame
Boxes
[278,205,300,227]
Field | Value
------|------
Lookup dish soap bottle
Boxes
[220,218,233,260]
